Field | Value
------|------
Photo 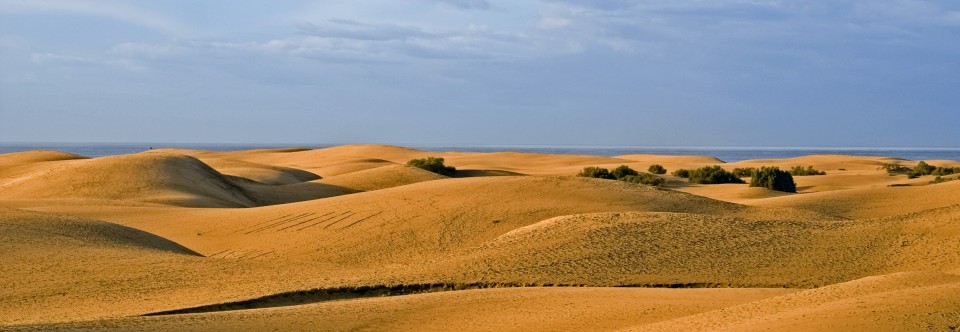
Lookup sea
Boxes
[1,143,959,163]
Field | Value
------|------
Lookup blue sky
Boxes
[1,0,958,147]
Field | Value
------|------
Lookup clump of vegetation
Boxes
[880,163,912,174]
[610,165,639,179]
[407,157,456,176]
[671,169,690,178]
[621,173,665,187]
[647,164,667,175]
[687,166,745,184]
[789,165,826,176]
[931,166,960,176]
[906,161,946,179]
[749,167,797,193]
[578,165,664,186]
[577,166,615,179]
[732,167,756,178]
[915,161,937,175]
[930,176,958,184]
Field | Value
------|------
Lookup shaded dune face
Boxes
[1,145,959,330]
[0,209,201,256]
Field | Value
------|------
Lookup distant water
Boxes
[1,143,959,163]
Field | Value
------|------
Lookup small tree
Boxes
[578,166,615,179]
[671,169,690,178]
[750,167,796,193]
[611,165,639,179]
[915,161,936,176]
[688,166,745,184]
[407,157,456,176]
[647,164,667,175]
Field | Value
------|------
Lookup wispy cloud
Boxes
[425,0,491,10]
[0,0,185,35]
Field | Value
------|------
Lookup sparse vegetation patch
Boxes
[671,169,690,178]
[687,166,745,184]
[621,173,665,187]
[789,166,826,176]
[578,165,664,186]
[407,157,456,176]
[577,166,615,179]
[732,167,756,178]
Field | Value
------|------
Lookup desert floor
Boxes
[1,145,958,331]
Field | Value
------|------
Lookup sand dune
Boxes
[1,145,958,330]
[320,164,447,191]
[0,150,88,166]
[440,151,632,175]
[14,288,794,332]
[198,158,320,185]
[733,154,908,171]
[38,176,759,268]
[0,153,258,208]
[633,271,960,331]
[750,179,960,219]
[616,154,726,165]
[434,207,960,287]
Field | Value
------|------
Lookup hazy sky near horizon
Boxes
[1,1,958,147]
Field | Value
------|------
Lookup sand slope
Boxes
[2,145,959,330]
[633,271,960,331]
[0,153,257,208]
[12,288,794,332]
[435,207,960,287]
[751,180,960,219]
[198,158,320,185]
[320,164,447,191]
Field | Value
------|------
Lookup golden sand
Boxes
[1,145,958,331]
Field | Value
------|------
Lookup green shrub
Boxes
[915,161,936,176]
[621,173,665,187]
[789,165,826,176]
[931,176,958,184]
[672,169,690,178]
[577,166,615,179]
[688,166,745,184]
[732,167,756,178]
[407,157,456,176]
[749,167,797,193]
[880,163,912,174]
[931,167,957,176]
[907,171,921,179]
[647,164,667,175]
[610,165,639,179]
